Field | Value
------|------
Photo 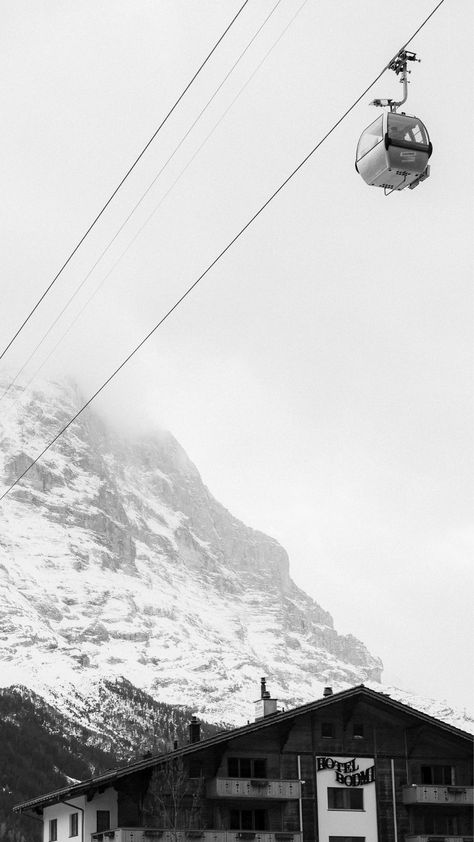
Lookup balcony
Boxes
[206,779,301,800]
[402,786,474,806]
[91,829,302,842]
[405,836,474,842]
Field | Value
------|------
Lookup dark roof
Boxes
[14,684,473,813]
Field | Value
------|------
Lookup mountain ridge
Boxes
[0,376,382,724]
[1,375,472,842]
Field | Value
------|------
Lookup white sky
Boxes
[1,0,473,711]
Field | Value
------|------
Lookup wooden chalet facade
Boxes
[14,684,474,842]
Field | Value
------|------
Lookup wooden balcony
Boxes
[206,779,301,800]
[402,785,474,806]
[91,829,302,842]
[405,836,474,842]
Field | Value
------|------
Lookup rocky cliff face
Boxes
[1,376,383,723]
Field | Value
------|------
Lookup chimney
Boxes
[189,716,201,744]
[255,678,278,720]
[323,686,333,697]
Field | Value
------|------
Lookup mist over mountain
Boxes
[0,376,384,717]
[2,375,472,734]
[1,373,473,842]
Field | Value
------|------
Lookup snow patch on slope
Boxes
[1,377,467,734]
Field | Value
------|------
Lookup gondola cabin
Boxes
[356,111,432,192]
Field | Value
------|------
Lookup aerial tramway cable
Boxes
[16,0,312,400]
[0,0,251,363]
[0,0,447,503]
[0,0,287,405]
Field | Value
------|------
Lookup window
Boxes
[230,810,267,831]
[69,814,79,837]
[356,116,384,161]
[252,758,267,778]
[321,722,335,738]
[96,811,110,833]
[421,765,453,785]
[49,820,57,842]
[328,788,364,810]
[188,759,202,778]
[387,113,429,146]
[227,757,267,778]
[414,812,461,835]
[329,838,365,842]
[353,723,364,738]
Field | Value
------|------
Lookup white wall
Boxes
[84,789,118,841]
[43,789,118,842]
[315,756,378,842]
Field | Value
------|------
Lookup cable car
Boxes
[355,111,432,192]
[355,49,432,194]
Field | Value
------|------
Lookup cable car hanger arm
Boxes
[370,49,419,112]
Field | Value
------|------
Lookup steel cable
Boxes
[0,0,251,362]
[0,0,447,502]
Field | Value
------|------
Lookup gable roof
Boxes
[14,684,473,813]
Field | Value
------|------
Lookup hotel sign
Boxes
[316,757,376,786]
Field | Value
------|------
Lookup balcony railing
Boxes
[402,785,474,806]
[405,836,474,842]
[91,829,302,842]
[206,779,301,800]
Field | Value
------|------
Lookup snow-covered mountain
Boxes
[0,679,224,842]
[0,376,471,735]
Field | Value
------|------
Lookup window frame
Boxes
[96,810,111,833]
[227,757,267,779]
[49,819,58,842]
[329,837,366,842]
[229,808,267,831]
[386,113,430,148]
[420,764,454,785]
[327,787,364,811]
[69,813,79,838]
[356,116,384,162]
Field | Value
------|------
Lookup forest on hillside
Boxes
[0,684,222,842]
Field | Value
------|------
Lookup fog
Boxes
[1,0,472,711]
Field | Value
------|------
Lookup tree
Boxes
[143,758,204,841]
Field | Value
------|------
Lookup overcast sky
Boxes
[1,0,472,711]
